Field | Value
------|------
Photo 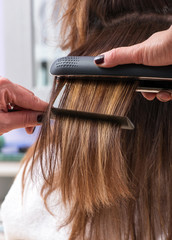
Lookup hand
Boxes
[0,77,48,135]
[94,26,172,102]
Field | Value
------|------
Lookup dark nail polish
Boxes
[37,114,44,123]
[32,127,36,134]
[94,55,104,64]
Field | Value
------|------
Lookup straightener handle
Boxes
[50,56,172,81]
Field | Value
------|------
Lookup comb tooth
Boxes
[50,108,134,130]
[125,117,135,130]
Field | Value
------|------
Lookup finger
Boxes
[0,111,43,134]
[142,91,172,102]
[12,84,48,111]
[156,91,172,102]
[25,126,36,135]
[94,45,140,68]
[141,92,156,101]
[0,78,48,112]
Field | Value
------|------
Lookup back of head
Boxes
[23,1,172,240]
[54,0,172,50]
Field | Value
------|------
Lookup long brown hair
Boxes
[54,0,172,50]
[23,1,172,239]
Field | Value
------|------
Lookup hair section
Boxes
[22,6,172,240]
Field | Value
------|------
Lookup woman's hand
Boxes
[94,26,172,102]
[0,77,48,135]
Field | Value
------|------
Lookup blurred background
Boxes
[0,0,67,237]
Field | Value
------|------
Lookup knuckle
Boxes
[30,91,35,96]
[32,94,39,105]
[0,78,13,103]
[106,49,116,63]
[23,112,30,127]
[1,88,13,104]
[133,45,144,64]
[103,49,118,67]
[0,77,10,86]
[23,112,35,127]
[0,114,11,134]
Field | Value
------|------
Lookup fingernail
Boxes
[158,92,171,101]
[37,114,44,123]
[94,55,104,64]
[32,127,36,134]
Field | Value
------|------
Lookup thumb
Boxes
[1,110,43,134]
[94,44,141,68]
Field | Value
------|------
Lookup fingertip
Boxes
[157,91,172,102]
[94,46,136,68]
[25,126,36,134]
[142,92,172,102]
[94,55,104,65]
[32,95,48,111]
[94,51,118,68]
[142,92,156,101]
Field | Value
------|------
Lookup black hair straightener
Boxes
[50,56,172,130]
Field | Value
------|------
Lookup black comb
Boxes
[51,108,134,130]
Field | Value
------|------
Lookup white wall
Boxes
[0,0,67,101]
[2,0,33,89]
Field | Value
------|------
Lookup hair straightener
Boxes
[50,56,172,130]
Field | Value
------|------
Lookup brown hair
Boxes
[54,0,172,50]
[23,1,172,239]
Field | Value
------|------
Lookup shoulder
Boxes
[1,162,70,240]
